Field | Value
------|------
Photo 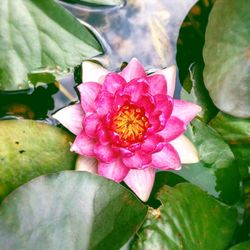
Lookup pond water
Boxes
[0,0,201,121]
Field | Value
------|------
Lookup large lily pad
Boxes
[0,171,147,250]
[203,0,250,118]
[209,112,250,145]
[173,119,241,205]
[0,0,103,91]
[0,120,76,201]
[229,241,250,250]
[181,63,218,123]
[132,183,238,250]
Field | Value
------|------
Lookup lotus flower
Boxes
[53,58,201,201]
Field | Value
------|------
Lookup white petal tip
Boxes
[52,104,84,135]
[154,65,177,97]
[124,168,155,202]
[75,155,98,174]
[170,135,200,164]
[82,61,108,84]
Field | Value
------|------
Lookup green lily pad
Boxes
[0,0,103,91]
[209,112,250,145]
[203,0,250,118]
[175,119,241,205]
[0,120,76,201]
[181,63,218,123]
[0,171,147,250]
[229,241,250,250]
[132,183,238,250]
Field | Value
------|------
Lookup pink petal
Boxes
[98,159,129,182]
[113,92,131,108]
[153,65,176,97]
[147,74,167,95]
[154,94,173,121]
[122,151,152,169]
[123,78,149,102]
[172,99,202,125]
[170,135,199,164]
[148,111,165,133]
[52,104,84,135]
[84,113,100,138]
[75,155,98,174]
[95,91,114,116]
[71,132,96,156]
[120,58,147,82]
[141,134,164,153]
[82,60,108,84]
[124,168,155,202]
[78,82,101,113]
[96,125,110,145]
[152,144,181,170]
[135,95,155,114]
[94,143,116,163]
[103,73,127,94]
[159,116,186,142]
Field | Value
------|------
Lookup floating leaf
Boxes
[132,183,238,250]
[229,241,250,250]
[0,171,147,250]
[174,119,241,205]
[181,63,218,123]
[209,112,250,145]
[203,0,250,118]
[0,0,103,90]
[0,120,76,200]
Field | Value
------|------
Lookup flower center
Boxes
[112,104,150,144]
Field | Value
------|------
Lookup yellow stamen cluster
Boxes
[112,104,149,143]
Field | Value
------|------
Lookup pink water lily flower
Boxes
[53,58,201,201]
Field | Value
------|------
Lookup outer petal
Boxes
[94,143,116,163]
[159,116,186,142]
[172,99,202,125]
[124,168,155,202]
[82,60,108,84]
[52,104,84,135]
[120,58,147,82]
[71,132,95,156]
[152,144,181,170]
[98,159,129,182]
[103,73,127,94]
[84,113,100,138]
[122,151,152,169]
[153,65,176,97]
[170,135,199,164]
[78,82,101,113]
[147,74,167,95]
[75,155,98,174]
